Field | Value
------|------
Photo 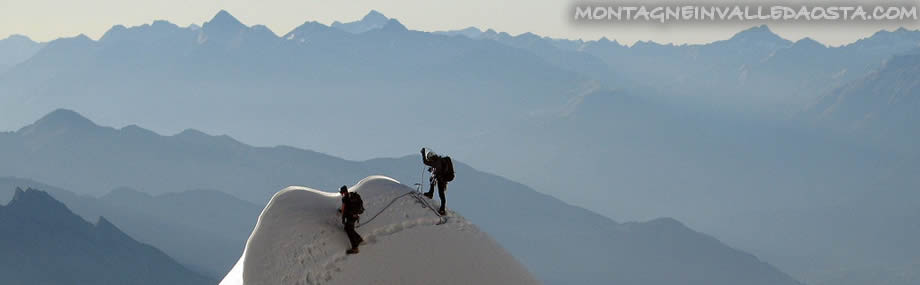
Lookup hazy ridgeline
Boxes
[0,111,800,285]
[0,187,215,285]
[2,10,920,285]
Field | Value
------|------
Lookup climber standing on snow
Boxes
[421,147,455,215]
[340,185,364,254]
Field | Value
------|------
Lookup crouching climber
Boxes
[420,147,455,215]
[340,185,364,254]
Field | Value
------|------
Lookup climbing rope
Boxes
[356,191,414,228]
[354,163,447,228]
[409,191,447,222]
[355,183,447,227]
[413,167,448,223]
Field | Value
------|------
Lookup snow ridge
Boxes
[221,176,535,285]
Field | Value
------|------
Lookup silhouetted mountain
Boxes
[331,10,391,34]
[0,176,261,277]
[423,30,920,285]
[18,108,100,136]
[433,26,484,38]
[282,21,350,44]
[452,85,920,285]
[205,10,246,32]
[0,35,44,73]
[0,10,584,159]
[436,24,792,100]
[2,11,918,284]
[200,10,279,49]
[0,110,800,285]
[729,25,791,46]
[367,156,802,285]
[807,50,920,152]
[469,25,920,111]
[459,29,615,80]
[0,188,215,285]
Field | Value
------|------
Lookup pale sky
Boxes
[1,0,918,46]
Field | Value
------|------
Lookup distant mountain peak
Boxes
[11,187,51,202]
[460,26,481,33]
[212,10,238,23]
[283,21,334,40]
[173,128,244,146]
[518,32,541,40]
[120,124,158,137]
[36,108,94,125]
[250,24,278,37]
[295,21,326,28]
[6,187,71,215]
[151,20,174,27]
[380,19,408,32]
[434,26,484,39]
[205,10,246,30]
[874,27,914,36]
[2,34,34,43]
[735,25,774,36]
[100,25,128,42]
[729,25,790,45]
[12,186,25,200]
[17,109,99,135]
[74,34,92,42]
[873,27,920,40]
[847,27,920,48]
[792,37,825,49]
[332,10,392,34]
[0,186,216,284]
[363,10,388,21]
[176,128,209,138]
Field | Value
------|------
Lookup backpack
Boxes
[441,156,455,182]
[347,193,365,215]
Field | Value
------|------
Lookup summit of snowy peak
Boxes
[220,176,537,285]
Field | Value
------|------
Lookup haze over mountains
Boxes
[0,35,44,73]
[0,176,261,277]
[0,10,583,161]
[5,10,918,158]
[2,9,920,285]
[0,110,800,285]
[0,188,215,285]
[808,50,920,151]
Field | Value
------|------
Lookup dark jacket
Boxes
[341,194,359,220]
[423,153,450,179]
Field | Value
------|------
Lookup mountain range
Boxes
[3,9,920,285]
[221,177,540,285]
[0,109,801,285]
[0,10,585,161]
[470,24,920,107]
[4,10,919,160]
[807,50,920,153]
[0,187,215,284]
[0,176,261,277]
[0,35,43,73]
